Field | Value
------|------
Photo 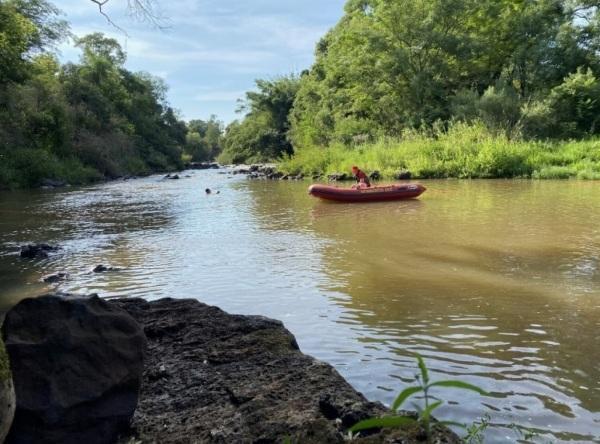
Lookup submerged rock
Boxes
[113,298,460,444]
[19,244,58,259]
[41,272,68,283]
[3,295,146,444]
[92,264,120,273]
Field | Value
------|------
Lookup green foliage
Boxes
[523,68,600,138]
[464,414,491,444]
[219,75,300,164]
[350,354,487,440]
[0,0,190,188]
[184,116,223,161]
[280,123,600,179]
[286,0,600,146]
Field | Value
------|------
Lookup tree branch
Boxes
[89,0,169,33]
[89,0,128,35]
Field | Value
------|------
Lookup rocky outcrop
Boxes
[2,295,146,444]
[0,339,15,443]
[113,298,459,444]
[19,243,59,259]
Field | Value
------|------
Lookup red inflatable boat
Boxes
[308,183,426,203]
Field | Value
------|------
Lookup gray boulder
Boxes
[3,295,146,444]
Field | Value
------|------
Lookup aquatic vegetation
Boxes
[350,354,487,440]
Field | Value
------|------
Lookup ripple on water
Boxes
[1,176,599,442]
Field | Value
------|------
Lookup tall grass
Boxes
[279,122,600,179]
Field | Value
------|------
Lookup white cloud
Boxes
[54,0,346,121]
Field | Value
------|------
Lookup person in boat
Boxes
[351,166,371,188]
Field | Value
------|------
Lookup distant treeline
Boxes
[221,0,600,178]
[0,0,223,189]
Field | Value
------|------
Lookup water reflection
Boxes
[0,174,599,442]
[246,179,600,442]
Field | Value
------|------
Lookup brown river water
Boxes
[0,171,599,442]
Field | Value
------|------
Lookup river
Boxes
[0,171,599,442]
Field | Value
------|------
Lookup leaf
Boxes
[416,354,429,384]
[392,386,423,411]
[427,380,488,395]
[439,420,467,429]
[421,400,443,422]
[350,416,417,432]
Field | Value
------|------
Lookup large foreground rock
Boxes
[113,298,460,444]
[3,295,146,444]
[0,339,15,443]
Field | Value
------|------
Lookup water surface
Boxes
[1,172,599,442]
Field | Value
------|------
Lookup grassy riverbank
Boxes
[279,124,600,180]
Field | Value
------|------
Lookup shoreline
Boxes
[2,294,459,443]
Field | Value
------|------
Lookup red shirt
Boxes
[353,169,371,186]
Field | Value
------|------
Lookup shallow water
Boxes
[1,171,599,442]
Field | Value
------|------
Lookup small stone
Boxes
[42,272,68,283]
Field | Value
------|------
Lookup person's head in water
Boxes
[205,188,211,194]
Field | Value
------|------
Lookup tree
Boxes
[289,0,600,145]
[220,75,300,163]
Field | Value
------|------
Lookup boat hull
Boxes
[308,183,426,203]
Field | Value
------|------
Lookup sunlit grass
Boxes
[280,123,600,179]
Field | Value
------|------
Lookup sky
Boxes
[56,0,346,124]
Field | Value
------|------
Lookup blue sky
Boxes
[57,0,346,124]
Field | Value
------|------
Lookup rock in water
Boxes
[2,295,146,444]
[19,244,58,259]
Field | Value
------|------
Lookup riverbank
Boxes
[0,154,221,191]
[278,124,600,180]
[2,294,458,443]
